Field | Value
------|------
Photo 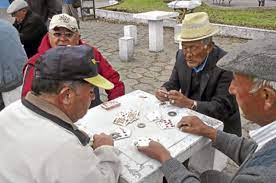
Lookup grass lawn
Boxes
[104,0,276,30]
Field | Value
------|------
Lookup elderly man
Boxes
[156,12,241,136]
[0,20,27,111]
[8,0,62,24]
[0,45,121,183]
[138,38,276,182]
[7,0,47,58]
[22,13,125,107]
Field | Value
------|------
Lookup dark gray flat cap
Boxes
[217,38,276,82]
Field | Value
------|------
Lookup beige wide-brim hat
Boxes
[176,12,219,42]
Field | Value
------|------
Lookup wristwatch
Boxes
[190,100,197,110]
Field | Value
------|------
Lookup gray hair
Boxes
[250,77,276,93]
[202,37,212,45]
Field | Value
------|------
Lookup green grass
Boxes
[104,0,276,30]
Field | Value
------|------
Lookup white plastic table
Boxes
[77,90,223,183]
[133,11,179,52]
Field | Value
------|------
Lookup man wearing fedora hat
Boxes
[0,45,121,182]
[138,38,276,182]
[155,12,241,136]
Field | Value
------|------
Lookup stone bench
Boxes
[133,11,178,52]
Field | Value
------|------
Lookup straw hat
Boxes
[176,12,219,42]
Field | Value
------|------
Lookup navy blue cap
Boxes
[35,45,114,89]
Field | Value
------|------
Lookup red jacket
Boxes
[22,33,125,101]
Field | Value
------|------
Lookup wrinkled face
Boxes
[12,9,27,23]
[229,74,266,124]
[49,27,80,48]
[68,82,95,121]
[182,40,210,68]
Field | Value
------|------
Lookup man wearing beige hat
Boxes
[155,12,241,136]
[138,38,276,182]
[22,13,125,107]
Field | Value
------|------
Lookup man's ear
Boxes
[58,86,74,105]
[262,86,276,111]
[205,42,213,54]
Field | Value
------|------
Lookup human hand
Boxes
[137,140,172,164]
[92,133,114,150]
[155,87,169,102]
[177,116,217,141]
[167,90,193,108]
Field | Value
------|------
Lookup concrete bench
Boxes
[133,11,178,52]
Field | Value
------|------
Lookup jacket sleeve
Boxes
[213,130,257,166]
[45,141,121,183]
[93,48,125,100]
[161,158,200,183]
[18,17,47,44]
[162,51,181,91]
[21,54,40,97]
[196,70,237,122]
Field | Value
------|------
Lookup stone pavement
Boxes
[80,19,260,174]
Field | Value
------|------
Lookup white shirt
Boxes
[249,121,276,151]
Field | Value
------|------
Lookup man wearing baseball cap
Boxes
[155,12,241,136]
[22,13,125,108]
[0,45,121,183]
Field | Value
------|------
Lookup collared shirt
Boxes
[192,55,209,73]
[249,121,276,151]
[25,92,78,130]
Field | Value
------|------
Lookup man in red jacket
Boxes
[22,13,125,107]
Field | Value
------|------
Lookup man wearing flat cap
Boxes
[7,0,47,58]
[138,38,276,182]
[155,12,241,136]
[22,13,125,108]
[0,45,121,183]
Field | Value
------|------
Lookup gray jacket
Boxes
[161,130,276,183]
[0,20,27,110]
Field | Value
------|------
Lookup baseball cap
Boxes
[7,0,28,14]
[35,45,114,90]
[49,14,79,33]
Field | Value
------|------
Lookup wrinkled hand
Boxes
[167,90,193,108]
[177,116,217,141]
[155,87,169,102]
[92,133,114,150]
[137,141,172,164]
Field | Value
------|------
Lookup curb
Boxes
[95,9,276,39]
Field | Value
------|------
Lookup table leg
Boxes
[148,20,163,52]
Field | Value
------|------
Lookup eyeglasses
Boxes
[51,31,75,39]
[182,44,203,54]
